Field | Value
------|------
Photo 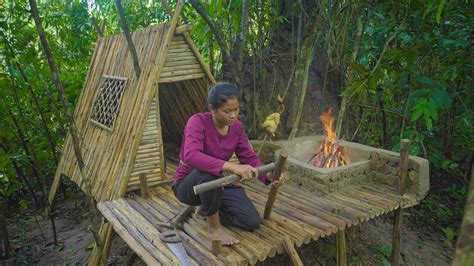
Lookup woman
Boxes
[173,82,275,246]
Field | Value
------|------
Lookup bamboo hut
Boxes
[48,4,214,205]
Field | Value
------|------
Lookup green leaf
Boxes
[411,99,427,121]
[431,88,452,109]
[373,11,385,20]
[423,2,436,19]
[428,98,439,120]
[348,80,365,94]
[436,0,446,24]
[368,76,377,92]
[348,62,367,75]
[411,109,423,122]
[424,111,433,130]
[85,243,94,251]
[19,199,29,212]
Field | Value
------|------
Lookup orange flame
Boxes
[308,107,350,168]
[320,107,336,141]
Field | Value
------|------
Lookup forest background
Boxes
[0,0,472,264]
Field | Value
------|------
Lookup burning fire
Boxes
[307,107,350,168]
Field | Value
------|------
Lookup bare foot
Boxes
[208,227,239,246]
[194,206,206,220]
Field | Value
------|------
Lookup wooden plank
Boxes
[164,55,196,62]
[159,73,206,83]
[182,32,216,84]
[97,202,163,264]
[166,51,195,58]
[113,199,180,264]
[162,64,202,73]
[159,68,203,78]
[167,47,192,54]
[169,44,190,50]
[164,60,198,67]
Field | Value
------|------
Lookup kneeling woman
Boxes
[173,82,274,246]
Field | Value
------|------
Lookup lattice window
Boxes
[90,75,128,131]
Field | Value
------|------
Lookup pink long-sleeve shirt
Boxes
[174,112,267,184]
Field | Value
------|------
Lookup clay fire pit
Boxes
[254,135,429,204]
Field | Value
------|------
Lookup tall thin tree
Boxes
[28,0,106,263]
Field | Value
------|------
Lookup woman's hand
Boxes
[223,162,258,182]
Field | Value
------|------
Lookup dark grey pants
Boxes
[173,169,260,231]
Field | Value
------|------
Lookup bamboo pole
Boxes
[263,150,288,219]
[212,239,222,255]
[114,0,140,78]
[333,208,346,266]
[139,173,149,198]
[175,24,192,34]
[283,236,303,266]
[391,139,410,266]
[170,205,194,229]
[193,163,276,195]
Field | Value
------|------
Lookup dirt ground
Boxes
[3,190,454,265]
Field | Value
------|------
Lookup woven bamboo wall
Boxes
[127,92,163,191]
[53,24,170,202]
[159,35,205,83]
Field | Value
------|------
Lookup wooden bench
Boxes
[97,165,417,265]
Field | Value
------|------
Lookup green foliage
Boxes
[368,243,392,265]
[441,227,456,248]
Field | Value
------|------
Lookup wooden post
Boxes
[138,173,149,198]
[333,208,346,266]
[263,150,288,219]
[211,239,222,255]
[283,236,303,266]
[88,222,113,266]
[391,139,410,266]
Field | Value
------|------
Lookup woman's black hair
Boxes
[207,82,240,110]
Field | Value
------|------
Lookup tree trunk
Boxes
[378,86,388,149]
[0,206,11,259]
[335,16,363,138]
[453,163,474,265]
[236,0,250,79]
[114,0,141,78]
[29,0,103,259]
[288,8,323,139]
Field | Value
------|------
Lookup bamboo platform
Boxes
[97,162,417,265]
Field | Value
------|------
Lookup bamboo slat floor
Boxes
[97,162,418,265]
